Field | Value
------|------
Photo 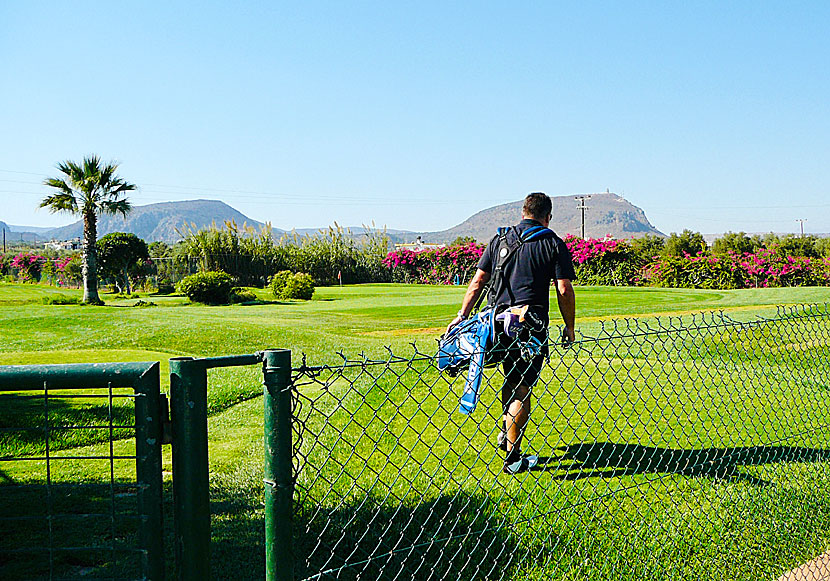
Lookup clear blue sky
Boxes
[2,1,829,235]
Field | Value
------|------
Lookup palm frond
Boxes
[39,190,79,214]
[99,199,132,217]
[83,155,102,179]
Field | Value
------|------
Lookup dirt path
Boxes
[777,551,830,581]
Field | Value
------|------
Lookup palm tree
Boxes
[40,156,136,304]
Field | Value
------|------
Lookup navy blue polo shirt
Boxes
[477,219,576,318]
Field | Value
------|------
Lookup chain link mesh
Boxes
[289,305,830,580]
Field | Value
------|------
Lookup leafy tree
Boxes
[774,234,819,259]
[711,231,761,255]
[629,234,666,264]
[451,236,477,246]
[814,237,830,258]
[148,241,171,258]
[97,232,150,294]
[40,156,135,304]
[663,230,707,257]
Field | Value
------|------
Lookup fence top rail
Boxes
[170,353,264,370]
[0,361,159,391]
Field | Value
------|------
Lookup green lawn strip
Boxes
[0,283,82,305]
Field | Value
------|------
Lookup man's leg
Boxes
[502,381,531,458]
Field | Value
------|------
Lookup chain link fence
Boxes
[287,305,830,580]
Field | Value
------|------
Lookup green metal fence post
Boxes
[169,357,210,581]
[134,362,165,581]
[263,349,293,581]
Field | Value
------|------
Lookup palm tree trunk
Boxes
[82,210,102,304]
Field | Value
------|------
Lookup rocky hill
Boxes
[42,199,273,243]
[420,192,663,243]
[0,221,41,243]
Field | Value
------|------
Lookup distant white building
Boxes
[44,238,81,251]
[394,235,445,252]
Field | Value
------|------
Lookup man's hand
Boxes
[445,315,464,336]
[561,326,575,347]
[445,269,490,337]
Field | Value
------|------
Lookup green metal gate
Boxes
[0,362,165,581]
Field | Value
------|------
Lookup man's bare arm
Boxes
[446,269,491,334]
[556,278,576,342]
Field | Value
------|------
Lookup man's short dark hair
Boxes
[522,192,552,221]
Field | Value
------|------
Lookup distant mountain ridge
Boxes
[420,193,663,243]
[42,200,273,243]
[5,193,662,246]
[0,221,40,243]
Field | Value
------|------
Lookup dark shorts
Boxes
[494,327,548,389]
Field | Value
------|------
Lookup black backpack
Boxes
[473,224,555,313]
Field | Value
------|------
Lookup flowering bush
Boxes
[642,252,744,289]
[727,247,829,288]
[57,255,82,287]
[641,247,830,289]
[383,242,484,284]
[564,235,644,286]
[10,252,46,282]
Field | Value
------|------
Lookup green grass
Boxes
[2,281,830,580]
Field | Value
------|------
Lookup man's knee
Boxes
[502,382,531,413]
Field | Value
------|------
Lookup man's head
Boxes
[522,192,552,226]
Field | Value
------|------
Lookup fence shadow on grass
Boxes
[0,480,143,581]
[0,392,134,457]
[209,483,266,580]
[537,441,830,484]
[293,490,516,581]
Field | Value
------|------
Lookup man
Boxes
[445,192,576,474]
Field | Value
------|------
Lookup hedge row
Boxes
[381,235,830,289]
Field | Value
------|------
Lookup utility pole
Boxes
[575,195,591,239]
[796,219,806,238]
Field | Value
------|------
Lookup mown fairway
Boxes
[2,282,830,580]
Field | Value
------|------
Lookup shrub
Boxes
[156,280,175,295]
[270,270,293,297]
[282,272,315,300]
[177,271,235,304]
[230,287,258,303]
[42,296,81,305]
[270,270,314,300]
[642,253,743,289]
